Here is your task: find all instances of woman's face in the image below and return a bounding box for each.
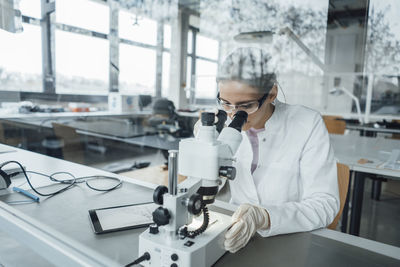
[218,80,277,131]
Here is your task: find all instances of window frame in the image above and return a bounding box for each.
[187,26,219,105]
[0,0,167,102]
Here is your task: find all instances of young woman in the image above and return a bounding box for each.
[215,48,339,253]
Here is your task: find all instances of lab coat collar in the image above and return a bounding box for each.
[261,99,283,133]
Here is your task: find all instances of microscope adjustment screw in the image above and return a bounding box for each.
[149,223,159,234]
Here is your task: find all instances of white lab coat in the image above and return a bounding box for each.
[229,100,340,237]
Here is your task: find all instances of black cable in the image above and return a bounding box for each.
[1,161,76,197]
[186,206,210,238]
[1,161,123,196]
[125,252,150,267]
[76,175,122,192]
[28,170,78,184]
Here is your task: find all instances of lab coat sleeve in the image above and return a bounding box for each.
[258,114,340,237]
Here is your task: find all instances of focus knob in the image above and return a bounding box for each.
[187,193,202,215]
[153,185,168,205]
[153,207,170,226]
[219,166,236,180]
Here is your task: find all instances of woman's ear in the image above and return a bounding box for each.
[268,84,278,102]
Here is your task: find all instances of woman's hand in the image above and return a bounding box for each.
[224,204,270,253]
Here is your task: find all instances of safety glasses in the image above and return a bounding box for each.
[216,93,268,114]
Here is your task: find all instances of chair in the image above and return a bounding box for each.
[0,120,22,147]
[51,123,85,164]
[323,116,346,135]
[323,115,342,121]
[328,163,350,230]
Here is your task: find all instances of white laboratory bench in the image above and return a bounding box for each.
[0,110,152,119]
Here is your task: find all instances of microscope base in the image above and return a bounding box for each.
[138,211,231,267]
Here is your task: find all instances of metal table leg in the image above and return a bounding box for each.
[371,179,382,201]
[349,171,366,236]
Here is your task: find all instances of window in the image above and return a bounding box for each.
[56,0,109,34]
[164,24,171,49]
[185,28,219,103]
[366,0,400,115]
[119,10,157,46]
[187,30,193,54]
[0,23,42,92]
[55,30,109,95]
[196,34,219,60]
[119,43,156,95]
[162,52,170,97]
[186,56,192,91]
[195,59,218,99]
[19,0,41,19]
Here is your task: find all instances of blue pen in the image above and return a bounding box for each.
[13,187,40,202]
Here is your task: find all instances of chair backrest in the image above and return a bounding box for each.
[328,163,350,230]
[0,120,21,146]
[0,122,5,143]
[52,123,85,164]
[323,115,342,121]
[323,116,346,135]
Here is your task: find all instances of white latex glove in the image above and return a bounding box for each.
[224,203,270,253]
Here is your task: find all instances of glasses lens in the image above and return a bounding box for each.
[217,100,233,113]
[237,102,259,114]
[217,98,261,114]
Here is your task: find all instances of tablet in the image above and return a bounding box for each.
[88,202,158,234]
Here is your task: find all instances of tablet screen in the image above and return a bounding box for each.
[89,202,158,234]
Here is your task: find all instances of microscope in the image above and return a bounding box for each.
[138,110,248,267]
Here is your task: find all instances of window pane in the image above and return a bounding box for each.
[200,0,329,111]
[19,0,41,19]
[186,56,192,89]
[55,30,109,94]
[195,59,218,99]
[56,0,109,34]
[196,35,218,60]
[162,52,170,97]
[370,75,400,115]
[119,11,157,45]
[119,43,156,95]
[164,24,171,49]
[366,0,400,115]
[0,23,42,92]
[187,30,192,54]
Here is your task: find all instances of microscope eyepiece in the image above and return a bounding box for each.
[215,110,227,133]
[201,112,215,126]
[228,111,248,132]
